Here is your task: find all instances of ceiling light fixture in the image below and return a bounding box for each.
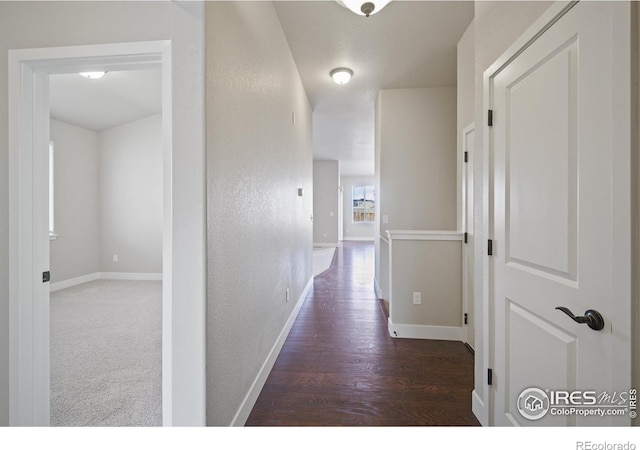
[330,68,353,85]
[79,71,106,79]
[337,0,392,17]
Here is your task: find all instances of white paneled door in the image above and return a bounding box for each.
[490,1,632,426]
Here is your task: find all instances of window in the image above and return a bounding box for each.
[352,185,375,223]
[49,141,55,237]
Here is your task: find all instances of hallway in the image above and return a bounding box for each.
[246,242,479,426]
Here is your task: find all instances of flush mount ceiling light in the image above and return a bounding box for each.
[337,0,392,17]
[79,71,106,79]
[330,68,353,85]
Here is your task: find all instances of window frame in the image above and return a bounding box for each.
[49,140,57,240]
[351,184,375,224]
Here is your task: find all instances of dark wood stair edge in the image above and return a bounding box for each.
[464,342,475,355]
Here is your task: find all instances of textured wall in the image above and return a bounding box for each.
[49,119,100,283]
[206,1,313,426]
[313,160,340,244]
[99,114,163,274]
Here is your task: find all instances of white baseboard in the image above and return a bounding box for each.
[99,272,162,281]
[374,277,382,299]
[50,271,162,291]
[387,319,463,341]
[472,389,488,426]
[230,276,314,426]
[50,272,100,292]
[313,242,339,248]
[342,237,374,242]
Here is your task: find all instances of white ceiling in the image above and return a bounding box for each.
[274,0,474,176]
[49,68,162,132]
[48,1,474,175]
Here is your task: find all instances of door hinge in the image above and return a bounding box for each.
[488,239,493,256]
[43,271,50,283]
[464,313,468,325]
[464,232,468,244]
[488,109,493,127]
[488,368,493,386]
[464,151,468,163]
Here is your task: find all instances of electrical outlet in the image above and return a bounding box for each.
[286,288,290,303]
[413,292,421,305]
[113,254,118,263]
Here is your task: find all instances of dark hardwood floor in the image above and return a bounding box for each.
[246,241,479,426]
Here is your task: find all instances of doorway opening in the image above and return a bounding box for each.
[8,41,177,426]
[48,68,163,426]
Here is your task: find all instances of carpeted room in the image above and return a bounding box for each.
[50,279,162,426]
[48,69,163,426]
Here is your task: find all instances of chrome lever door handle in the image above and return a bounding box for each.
[555,307,605,331]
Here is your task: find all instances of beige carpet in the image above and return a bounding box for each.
[50,279,162,426]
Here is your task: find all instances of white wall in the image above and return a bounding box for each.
[99,114,163,274]
[206,1,313,426]
[457,20,475,231]
[377,87,458,233]
[0,1,205,425]
[375,87,457,296]
[391,240,462,327]
[49,119,100,283]
[458,20,475,156]
[375,87,460,337]
[50,115,163,283]
[341,176,376,240]
[313,160,340,245]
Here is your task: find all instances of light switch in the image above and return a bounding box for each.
[383,215,389,224]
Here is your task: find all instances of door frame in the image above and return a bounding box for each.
[8,40,205,426]
[461,122,475,348]
[338,184,344,242]
[474,0,635,426]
